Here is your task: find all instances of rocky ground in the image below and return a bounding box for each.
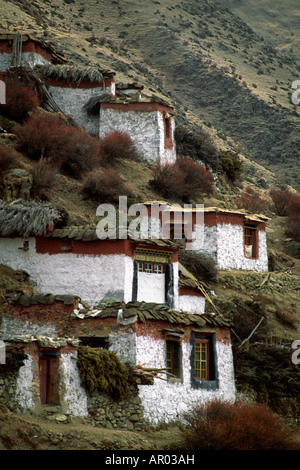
[0,405,184,451]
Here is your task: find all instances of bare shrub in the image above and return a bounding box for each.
[149,158,214,202]
[2,76,40,122]
[100,130,140,166]
[181,399,297,450]
[15,110,101,179]
[30,159,58,200]
[80,168,131,203]
[236,186,269,213]
[174,124,218,171]
[270,188,291,216]
[0,145,19,175]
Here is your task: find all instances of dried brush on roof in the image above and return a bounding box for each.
[36,64,114,84]
[0,199,60,237]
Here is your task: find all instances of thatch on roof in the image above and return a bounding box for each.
[35,64,115,85]
[0,199,60,237]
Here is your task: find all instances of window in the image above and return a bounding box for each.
[191,332,218,390]
[79,336,108,349]
[195,339,209,380]
[244,225,258,259]
[166,340,182,381]
[164,115,171,138]
[138,261,165,273]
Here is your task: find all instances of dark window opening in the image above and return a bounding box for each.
[244,225,258,259]
[166,340,182,381]
[79,336,108,349]
[165,116,171,138]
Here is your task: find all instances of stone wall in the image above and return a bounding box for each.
[134,325,235,425]
[192,223,268,272]
[178,294,205,314]
[87,386,147,431]
[99,108,176,165]
[48,85,114,135]
[0,52,49,72]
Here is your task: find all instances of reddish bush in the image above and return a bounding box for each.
[149,158,214,202]
[286,192,300,216]
[100,130,140,166]
[236,186,269,213]
[2,76,40,122]
[80,168,131,203]
[0,145,19,175]
[30,159,58,200]
[176,158,215,195]
[15,110,101,178]
[181,399,297,450]
[285,213,300,242]
[270,188,293,216]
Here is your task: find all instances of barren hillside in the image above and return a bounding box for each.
[2,0,300,187]
[0,0,299,450]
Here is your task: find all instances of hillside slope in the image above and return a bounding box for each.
[0,0,299,441]
[2,0,300,188]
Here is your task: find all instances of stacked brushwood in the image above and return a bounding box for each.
[129,364,176,385]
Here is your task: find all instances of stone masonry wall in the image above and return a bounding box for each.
[0,52,49,72]
[99,108,176,164]
[134,323,235,425]
[48,85,114,136]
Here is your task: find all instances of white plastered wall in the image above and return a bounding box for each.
[135,334,235,424]
[48,85,114,135]
[191,223,268,272]
[178,295,205,314]
[0,237,133,306]
[99,108,176,164]
[0,52,49,72]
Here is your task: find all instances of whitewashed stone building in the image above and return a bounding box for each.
[142,203,269,272]
[0,32,66,72]
[0,32,177,165]
[0,201,235,424]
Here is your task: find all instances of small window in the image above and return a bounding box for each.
[166,340,182,380]
[153,263,164,274]
[138,262,165,273]
[191,333,218,390]
[164,116,171,138]
[244,225,258,259]
[195,339,209,380]
[144,262,152,273]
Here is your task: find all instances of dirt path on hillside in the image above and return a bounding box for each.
[0,407,184,451]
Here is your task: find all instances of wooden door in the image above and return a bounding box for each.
[39,355,60,405]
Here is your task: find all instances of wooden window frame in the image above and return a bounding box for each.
[243,225,259,259]
[166,339,182,381]
[191,332,218,389]
[138,261,165,273]
[194,339,209,381]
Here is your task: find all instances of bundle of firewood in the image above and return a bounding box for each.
[129,364,176,385]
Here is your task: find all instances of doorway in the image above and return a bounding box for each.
[39,353,60,405]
